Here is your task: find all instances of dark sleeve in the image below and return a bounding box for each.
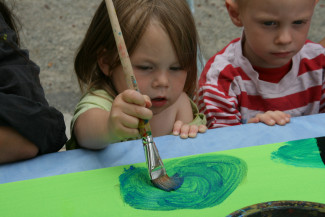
[0,14,67,154]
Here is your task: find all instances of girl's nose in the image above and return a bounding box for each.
[152,70,169,88]
[275,28,293,45]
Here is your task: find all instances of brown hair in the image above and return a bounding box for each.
[74,0,200,98]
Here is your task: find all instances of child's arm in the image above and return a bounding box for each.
[173,93,207,138]
[247,110,291,126]
[74,89,152,149]
[0,126,38,164]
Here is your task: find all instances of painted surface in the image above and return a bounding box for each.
[0,137,324,217]
[119,155,247,210]
[271,138,324,168]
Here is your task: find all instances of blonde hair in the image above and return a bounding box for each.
[74,0,200,98]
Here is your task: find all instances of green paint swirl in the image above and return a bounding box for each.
[271,138,324,168]
[119,154,247,210]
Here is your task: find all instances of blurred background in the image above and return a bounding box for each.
[9,0,325,137]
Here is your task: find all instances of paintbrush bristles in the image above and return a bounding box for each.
[151,174,184,192]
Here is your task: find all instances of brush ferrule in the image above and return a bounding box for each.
[143,135,166,180]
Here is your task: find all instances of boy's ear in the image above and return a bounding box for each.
[97,49,110,77]
[225,0,243,27]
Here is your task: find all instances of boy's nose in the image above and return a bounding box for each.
[275,28,293,45]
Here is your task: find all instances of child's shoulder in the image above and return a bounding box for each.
[199,37,247,83]
[208,37,242,66]
[77,89,114,110]
[298,40,325,61]
[81,89,113,100]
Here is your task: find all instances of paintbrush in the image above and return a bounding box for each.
[105,0,183,191]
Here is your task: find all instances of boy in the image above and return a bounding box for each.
[198,0,325,128]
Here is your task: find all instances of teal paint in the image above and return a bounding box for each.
[119,154,247,210]
[271,138,325,168]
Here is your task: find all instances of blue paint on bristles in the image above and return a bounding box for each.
[152,173,184,192]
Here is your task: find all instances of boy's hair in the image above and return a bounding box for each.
[0,0,20,45]
[75,0,200,98]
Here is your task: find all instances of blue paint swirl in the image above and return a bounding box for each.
[271,138,325,168]
[119,154,247,210]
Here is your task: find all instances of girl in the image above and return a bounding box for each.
[67,0,207,150]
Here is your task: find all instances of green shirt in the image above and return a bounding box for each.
[66,90,206,150]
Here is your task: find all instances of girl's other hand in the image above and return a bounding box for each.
[173,120,207,139]
[247,110,291,126]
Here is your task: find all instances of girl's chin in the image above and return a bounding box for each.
[151,105,168,116]
[151,108,164,116]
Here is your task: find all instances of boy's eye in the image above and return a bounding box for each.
[293,20,306,25]
[263,21,277,26]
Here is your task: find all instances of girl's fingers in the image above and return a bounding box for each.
[174,123,206,138]
[188,125,199,138]
[143,95,152,108]
[108,115,139,140]
[180,124,190,139]
[116,91,152,120]
[198,125,207,133]
[122,89,147,106]
[173,120,183,136]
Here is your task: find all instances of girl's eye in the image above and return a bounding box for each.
[263,21,277,26]
[170,66,183,71]
[136,65,152,71]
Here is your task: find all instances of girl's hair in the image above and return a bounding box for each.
[0,0,20,45]
[75,0,200,98]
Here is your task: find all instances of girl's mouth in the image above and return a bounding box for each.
[151,97,167,107]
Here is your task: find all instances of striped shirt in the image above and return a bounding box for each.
[198,37,325,129]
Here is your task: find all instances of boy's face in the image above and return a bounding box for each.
[111,21,187,115]
[235,0,317,68]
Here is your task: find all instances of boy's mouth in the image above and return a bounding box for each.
[271,51,292,58]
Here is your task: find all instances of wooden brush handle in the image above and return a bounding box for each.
[105,0,152,139]
[105,0,138,90]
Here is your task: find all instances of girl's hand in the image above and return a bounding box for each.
[172,120,207,139]
[74,90,152,149]
[107,89,152,142]
[247,110,291,126]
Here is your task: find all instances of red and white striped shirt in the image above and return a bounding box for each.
[198,38,325,129]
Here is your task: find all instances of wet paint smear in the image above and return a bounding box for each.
[316,137,325,165]
[119,154,247,211]
[271,138,325,168]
